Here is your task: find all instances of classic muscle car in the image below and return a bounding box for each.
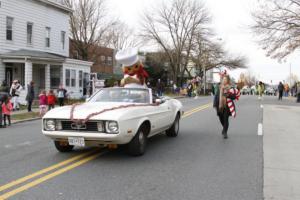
[42,87,183,156]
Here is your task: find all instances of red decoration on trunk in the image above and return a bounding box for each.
[69,103,159,124]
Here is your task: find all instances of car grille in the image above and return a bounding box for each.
[61,121,98,132]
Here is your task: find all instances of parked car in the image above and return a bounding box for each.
[265,87,276,96]
[42,87,183,156]
[241,86,251,95]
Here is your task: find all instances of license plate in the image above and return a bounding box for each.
[68,137,85,147]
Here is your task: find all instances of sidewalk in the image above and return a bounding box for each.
[263,105,300,200]
[10,108,40,124]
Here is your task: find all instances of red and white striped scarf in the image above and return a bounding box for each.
[226,88,241,118]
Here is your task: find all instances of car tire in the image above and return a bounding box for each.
[127,126,148,156]
[54,141,74,152]
[166,114,180,137]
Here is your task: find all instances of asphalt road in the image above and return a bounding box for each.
[0,95,280,200]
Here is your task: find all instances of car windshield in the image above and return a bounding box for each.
[89,88,150,103]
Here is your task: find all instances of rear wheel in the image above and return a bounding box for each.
[54,141,74,152]
[166,114,180,137]
[127,126,148,156]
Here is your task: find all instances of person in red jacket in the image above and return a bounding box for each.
[2,96,13,127]
[47,90,56,111]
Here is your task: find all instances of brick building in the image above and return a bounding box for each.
[69,40,115,76]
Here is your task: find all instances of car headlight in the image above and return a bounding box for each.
[44,119,56,131]
[106,121,119,134]
[97,121,104,132]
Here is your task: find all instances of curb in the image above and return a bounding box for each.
[173,96,186,99]
[11,117,41,125]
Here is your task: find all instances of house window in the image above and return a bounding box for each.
[79,71,83,87]
[27,22,33,45]
[61,31,66,49]
[50,66,61,88]
[6,17,13,41]
[107,56,113,66]
[71,70,76,87]
[100,56,106,64]
[65,69,70,87]
[45,27,51,47]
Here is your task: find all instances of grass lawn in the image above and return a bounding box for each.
[11,112,40,121]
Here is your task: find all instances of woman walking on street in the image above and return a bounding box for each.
[213,73,240,139]
[296,82,300,103]
[278,82,284,100]
[257,81,264,100]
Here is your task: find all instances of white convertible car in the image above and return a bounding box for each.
[42,87,183,156]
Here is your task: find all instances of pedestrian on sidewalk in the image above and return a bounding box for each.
[0,92,8,128]
[156,79,164,97]
[278,82,284,100]
[39,90,48,117]
[2,96,13,127]
[10,80,22,111]
[57,84,67,107]
[213,72,240,139]
[26,81,35,112]
[187,81,193,98]
[47,90,56,111]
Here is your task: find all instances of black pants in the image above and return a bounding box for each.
[27,100,33,112]
[279,91,283,100]
[297,94,300,103]
[3,114,11,126]
[48,104,55,110]
[217,107,231,134]
[58,98,64,106]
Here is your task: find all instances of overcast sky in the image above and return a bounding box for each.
[108,0,300,84]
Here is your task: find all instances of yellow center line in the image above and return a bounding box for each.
[0,103,212,200]
[0,152,103,200]
[183,103,212,118]
[183,103,211,116]
[0,149,99,193]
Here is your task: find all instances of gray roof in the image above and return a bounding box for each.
[35,0,72,13]
[0,49,66,61]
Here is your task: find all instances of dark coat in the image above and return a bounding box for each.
[26,84,35,102]
[278,83,284,92]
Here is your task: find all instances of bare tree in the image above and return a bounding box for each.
[252,0,300,60]
[193,33,247,76]
[106,21,141,50]
[141,0,211,84]
[64,0,117,61]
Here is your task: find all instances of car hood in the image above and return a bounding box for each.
[43,102,150,121]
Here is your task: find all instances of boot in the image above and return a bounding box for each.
[223,131,228,139]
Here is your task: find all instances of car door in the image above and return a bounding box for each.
[147,97,172,136]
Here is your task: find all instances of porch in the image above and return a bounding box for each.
[0,49,92,104]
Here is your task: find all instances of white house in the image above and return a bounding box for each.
[0,0,93,102]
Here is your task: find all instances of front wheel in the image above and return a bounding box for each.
[127,126,148,156]
[166,114,180,137]
[54,141,74,152]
